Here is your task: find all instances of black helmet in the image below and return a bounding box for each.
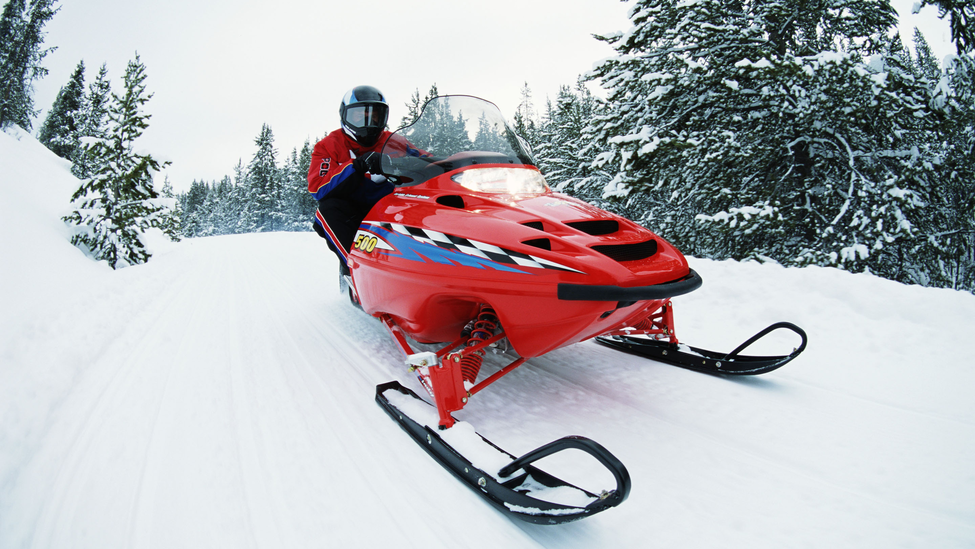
[339,85,389,147]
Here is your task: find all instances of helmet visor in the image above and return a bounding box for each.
[345,104,388,129]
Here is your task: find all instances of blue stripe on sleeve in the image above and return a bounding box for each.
[312,163,357,201]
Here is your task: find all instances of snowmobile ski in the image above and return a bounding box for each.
[376,381,631,524]
[595,322,807,376]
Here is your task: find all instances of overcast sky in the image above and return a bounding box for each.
[32,0,955,192]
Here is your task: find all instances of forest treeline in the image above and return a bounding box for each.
[8,0,975,290]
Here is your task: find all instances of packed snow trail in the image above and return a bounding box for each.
[2,128,975,548]
[2,233,542,548]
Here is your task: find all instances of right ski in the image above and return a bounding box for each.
[596,322,807,376]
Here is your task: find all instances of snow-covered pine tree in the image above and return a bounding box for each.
[512,81,540,152]
[243,123,283,232]
[403,95,472,155]
[71,63,111,179]
[63,54,173,269]
[537,91,572,183]
[225,159,249,234]
[471,110,509,152]
[915,0,975,53]
[280,140,317,231]
[534,80,611,205]
[196,181,222,237]
[0,0,29,128]
[0,0,58,130]
[401,84,439,128]
[279,147,302,231]
[179,179,209,236]
[798,34,943,283]
[588,0,945,283]
[0,0,24,56]
[157,175,182,241]
[37,59,84,159]
[931,52,975,291]
[212,176,238,235]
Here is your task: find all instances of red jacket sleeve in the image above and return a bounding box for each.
[308,132,357,200]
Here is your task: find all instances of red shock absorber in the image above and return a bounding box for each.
[460,305,499,384]
[629,300,678,343]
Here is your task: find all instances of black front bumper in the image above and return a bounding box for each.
[557,268,703,301]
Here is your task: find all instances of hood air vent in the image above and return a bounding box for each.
[591,240,658,262]
[436,195,465,209]
[567,219,619,235]
[521,238,551,251]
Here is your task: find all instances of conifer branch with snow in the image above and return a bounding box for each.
[62,53,178,269]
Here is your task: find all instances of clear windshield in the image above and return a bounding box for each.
[380,95,536,186]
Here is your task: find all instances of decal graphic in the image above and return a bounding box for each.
[357,222,585,274]
[319,158,331,177]
[352,229,393,254]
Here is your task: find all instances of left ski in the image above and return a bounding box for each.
[596,322,807,376]
[376,381,631,524]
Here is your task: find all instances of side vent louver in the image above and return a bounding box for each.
[591,240,658,262]
[521,221,544,231]
[566,220,619,235]
[522,238,552,251]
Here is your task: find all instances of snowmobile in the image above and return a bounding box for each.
[338,96,807,524]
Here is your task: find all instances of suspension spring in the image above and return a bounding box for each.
[460,305,499,384]
[627,301,676,342]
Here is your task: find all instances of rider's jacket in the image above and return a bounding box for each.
[307,128,395,206]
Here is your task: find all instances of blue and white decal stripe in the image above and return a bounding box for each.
[366,222,584,274]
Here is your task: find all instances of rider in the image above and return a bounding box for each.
[308,85,394,269]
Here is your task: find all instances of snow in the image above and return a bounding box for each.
[3,127,975,547]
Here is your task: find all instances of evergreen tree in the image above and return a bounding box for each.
[37,59,84,159]
[472,111,510,152]
[233,158,246,186]
[281,140,317,231]
[913,28,942,80]
[0,0,24,54]
[401,83,439,128]
[588,0,945,283]
[0,0,30,127]
[71,63,111,179]
[915,0,975,53]
[401,88,423,128]
[0,0,58,129]
[183,179,209,215]
[512,81,540,151]
[179,179,210,237]
[535,80,610,204]
[212,176,237,235]
[402,94,472,155]
[63,54,173,269]
[156,175,182,241]
[931,53,975,290]
[243,123,282,232]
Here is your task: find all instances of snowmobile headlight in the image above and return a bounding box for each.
[452,168,549,194]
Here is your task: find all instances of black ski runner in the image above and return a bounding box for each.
[596,322,807,376]
[376,381,631,524]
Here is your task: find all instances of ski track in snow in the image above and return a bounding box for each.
[2,129,975,548]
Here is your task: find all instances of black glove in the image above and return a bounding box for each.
[353,151,385,175]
